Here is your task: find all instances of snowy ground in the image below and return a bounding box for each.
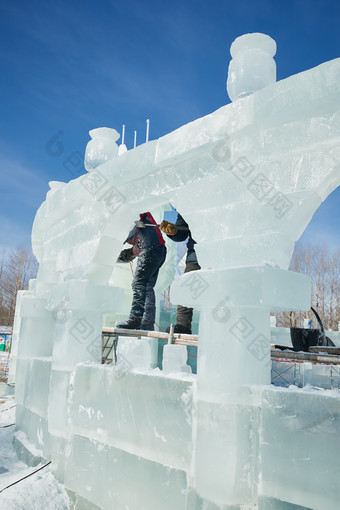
[0,393,70,510]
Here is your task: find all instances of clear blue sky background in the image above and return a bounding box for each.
[0,0,339,254]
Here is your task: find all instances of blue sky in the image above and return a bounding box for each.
[0,0,339,254]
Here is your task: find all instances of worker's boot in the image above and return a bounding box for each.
[115,317,142,330]
[166,324,192,334]
[141,321,154,331]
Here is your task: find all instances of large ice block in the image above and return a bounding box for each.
[196,307,271,398]
[64,434,187,510]
[195,393,261,505]
[270,326,292,347]
[56,236,122,272]
[154,97,255,168]
[47,280,123,312]
[14,404,51,464]
[94,138,158,187]
[46,280,124,370]
[253,58,340,128]
[183,190,322,244]
[50,311,103,370]
[35,259,59,284]
[48,369,72,437]
[25,358,51,419]
[261,387,340,510]
[69,364,194,471]
[168,172,246,216]
[14,357,31,407]
[116,336,158,369]
[162,344,192,374]
[16,296,54,358]
[194,234,295,270]
[8,289,30,383]
[171,265,311,311]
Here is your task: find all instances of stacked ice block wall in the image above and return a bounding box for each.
[13,33,340,509]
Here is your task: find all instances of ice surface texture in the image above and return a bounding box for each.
[261,388,340,510]
[70,365,194,471]
[12,46,340,509]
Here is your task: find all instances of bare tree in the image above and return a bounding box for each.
[276,243,340,331]
[329,249,340,329]
[0,247,38,326]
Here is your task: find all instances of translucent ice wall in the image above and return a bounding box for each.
[12,33,340,509]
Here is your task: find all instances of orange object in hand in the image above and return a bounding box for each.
[160,221,177,236]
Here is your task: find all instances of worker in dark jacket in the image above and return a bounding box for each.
[116,212,166,331]
[160,212,200,334]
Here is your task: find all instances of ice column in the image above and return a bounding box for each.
[227,32,277,102]
[172,265,311,505]
[14,285,54,464]
[46,280,124,480]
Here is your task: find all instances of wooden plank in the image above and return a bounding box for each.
[309,346,340,355]
[102,327,199,344]
[102,330,339,360]
[103,327,168,340]
[271,349,340,365]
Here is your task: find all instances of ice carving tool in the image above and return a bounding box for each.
[134,220,189,231]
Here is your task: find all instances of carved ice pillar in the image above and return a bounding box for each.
[14,284,55,463]
[171,266,311,505]
[46,280,124,480]
[8,289,32,385]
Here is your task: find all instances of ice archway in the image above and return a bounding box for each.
[11,51,340,509]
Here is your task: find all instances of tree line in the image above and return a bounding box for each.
[0,247,38,327]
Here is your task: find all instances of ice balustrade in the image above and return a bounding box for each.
[11,33,340,509]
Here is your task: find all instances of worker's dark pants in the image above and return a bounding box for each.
[130,244,166,324]
[176,262,201,329]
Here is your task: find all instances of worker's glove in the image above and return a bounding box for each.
[116,248,135,263]
[160,220,177,236]
[132,244,143,257]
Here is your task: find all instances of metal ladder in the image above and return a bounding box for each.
[101,333,118,364]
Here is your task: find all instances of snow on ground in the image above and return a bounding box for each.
[0,393,70,510]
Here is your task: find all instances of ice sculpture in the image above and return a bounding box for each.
[11,32,340,509]
[227,32,277,101]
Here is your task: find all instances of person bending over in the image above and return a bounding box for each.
[116,212,166,331]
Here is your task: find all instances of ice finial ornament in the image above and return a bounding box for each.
[84,127,120,172]
[227,32,277,102]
